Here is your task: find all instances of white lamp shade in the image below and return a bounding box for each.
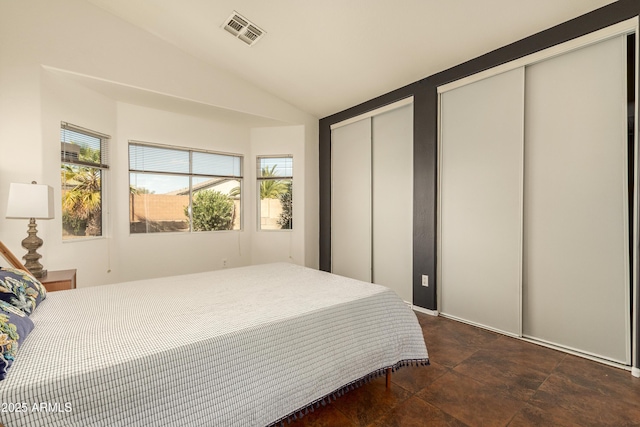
[6,183,55,219]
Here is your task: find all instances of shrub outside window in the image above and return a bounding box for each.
[60,122,109,240]
[129,142,242,233]
[257,156,292,230]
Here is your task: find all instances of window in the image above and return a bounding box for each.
[129,142,242,233]
[60,122,109,240]
[257,156,292,230]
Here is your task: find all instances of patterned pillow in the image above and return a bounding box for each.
[0,267,47,315]
[0,300,34,380]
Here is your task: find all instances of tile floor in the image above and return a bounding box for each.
[290,312,640,427]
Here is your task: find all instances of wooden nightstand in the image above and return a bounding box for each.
[40,269,77,292]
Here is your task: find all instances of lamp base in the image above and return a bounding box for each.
[22,218,46,279]
[31,269,47,279]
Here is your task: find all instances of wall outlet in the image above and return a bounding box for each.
[222,258,228,268]
[421,275,429,287]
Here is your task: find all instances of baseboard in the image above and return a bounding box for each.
[411,305,438,316]
[632,367,640,378]
[440,312,520,338]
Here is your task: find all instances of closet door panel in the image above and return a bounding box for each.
[439,67,524,335]
[523,36,629,363]
[331,118,372,282]
[372,104,413,303]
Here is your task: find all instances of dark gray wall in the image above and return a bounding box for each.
[319,0,640,368]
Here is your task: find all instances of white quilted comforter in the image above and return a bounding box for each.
[0,263,428,427]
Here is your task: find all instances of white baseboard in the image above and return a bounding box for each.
[632,367,640,378]
[411,305,438,316]
[440,312,520,338]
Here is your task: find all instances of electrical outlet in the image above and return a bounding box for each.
[421,275,429,287]
[222,258,228,268]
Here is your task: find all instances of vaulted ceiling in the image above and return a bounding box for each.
[85,0,616,118]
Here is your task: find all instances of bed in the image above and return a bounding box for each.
[0,257,428,426]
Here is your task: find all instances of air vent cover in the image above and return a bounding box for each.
[223,11,265,46]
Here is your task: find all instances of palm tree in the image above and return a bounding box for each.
[229,185,241,198]
[61,165,102,236]
[260,165,288,199]
[277,182,292,229]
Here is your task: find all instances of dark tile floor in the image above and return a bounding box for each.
[290,312,640,427]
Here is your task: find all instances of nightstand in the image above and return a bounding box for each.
[40,269,77,292]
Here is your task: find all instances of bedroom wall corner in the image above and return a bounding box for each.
[0,0,319,286]
[114,103,254,282]
[40,68,118,287]
[250,125,308,266]
[0,63,46,264]
[304,120,320,270]
[0,3,45,263]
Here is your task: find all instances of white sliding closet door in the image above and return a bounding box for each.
[523,36,630,363]
[331,101,414,302]
[440,67,524,335]
[331,118,372,282]
[372,104,413,303]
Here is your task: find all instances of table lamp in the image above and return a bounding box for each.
[6,181,54,278]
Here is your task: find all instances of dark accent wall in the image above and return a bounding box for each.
[319,0,640,368]
[628,35,636,355]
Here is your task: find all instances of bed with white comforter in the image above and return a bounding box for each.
[0,263,428,427]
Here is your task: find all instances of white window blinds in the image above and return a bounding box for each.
[60,122,110,169]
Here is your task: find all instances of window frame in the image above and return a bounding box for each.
[128,140,244,234]
[60,122,110,241]
[256,155,293,231]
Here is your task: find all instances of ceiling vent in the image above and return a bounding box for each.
[223,11,265,46]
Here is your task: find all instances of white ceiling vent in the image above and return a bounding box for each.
[223,11,265,46]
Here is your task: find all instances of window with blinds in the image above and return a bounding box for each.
[129,142,243,233]
[257,156,292,230]
[60,122,110,240]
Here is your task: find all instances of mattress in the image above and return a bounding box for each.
[0,263,428,426]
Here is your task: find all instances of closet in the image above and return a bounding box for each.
[439,67,524,336]
[331,101,413,303]
[438,23,636,365]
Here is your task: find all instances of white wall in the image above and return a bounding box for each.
[115,104,255,282]
[0,0,319,286]
[303,123,319,269]
[39,69,118,285]
[250,126,306,265]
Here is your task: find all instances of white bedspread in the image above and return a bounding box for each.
[0,263,428,427]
